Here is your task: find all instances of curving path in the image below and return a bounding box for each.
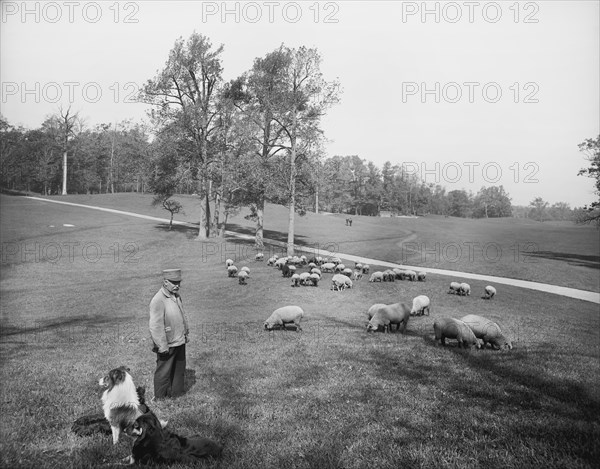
[25,196,600,305]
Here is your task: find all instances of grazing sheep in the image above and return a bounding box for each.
[362,264,370,275]
[315,256,324,265]
[334,264,346,273]
[308,262,317,270]
[290,273,301,287]
[461,315,512,350]
[321,262,336,273]
[330,257,341,265]
[381,270,393,282]
[352,270,363,281]
[366,303,411,333]
[369,271,384,282]
[410,295,431,316]
[275,258,287,270]
[342,268,354,278]
[448,282,462,294]
[225,259,234,268]
[417,271,426,282]
[227,265,238,277]
[255,253,264,261]
[331,273,352,291]
[282,264,296,278]
[300,255,307,265]
[264,306,304,331]
[267,256,277,266]
[309,273,320,286]
[299,272,311,285]
[240,266,250,274]
[355,263,363,271]
[433,318,480,349]
[392,268,404,280]
[238,270,249,285]
[404,270,417,281]
[310,268,322,276]
[459,283,471,296]
[483,285,496,299]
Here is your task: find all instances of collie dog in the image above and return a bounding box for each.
[99,366,144,445]
[122,412,223,465]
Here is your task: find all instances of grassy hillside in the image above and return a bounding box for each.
[34,193,600,292]
[0,194,598,468]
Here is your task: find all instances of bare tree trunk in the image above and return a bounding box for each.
[315,184,319,214]
[286,112,297,257]
[256,197,265,249]
[213,187,221,237]
[62,150,68,195]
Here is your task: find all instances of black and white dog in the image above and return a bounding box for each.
[98,366,145,445]
[122,412,223,465]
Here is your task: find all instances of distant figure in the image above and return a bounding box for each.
[348,218,353,227]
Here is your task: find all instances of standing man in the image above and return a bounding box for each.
[149,269,189,399]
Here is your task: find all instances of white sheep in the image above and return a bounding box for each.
[264,306,304,331]
[227,265,238,277]
[459,283,471,296]
[362,264,370,275]
[355,263,363,271]
[434,317,480,348]
[237,270,249,285]
[321,262,336,273]
[310,268,322,276]
[267,256,277,266]
[417,271,426,282]
[382,270,396,282]
[369,271,384,282]
[330,257,341,265]
[240,266,250,274]
[308,262,317,270]
[225,259,234,268]
[331,273,352,291]
[275,258,287,269]
[299,272,311,285]
[483,285,496,299]
[392,268,404,280]
[309,273,321,286]
[255,253,264,261]
[334,263,346,273]
[410,295,430,316]
[404,270,417,281]
[290,273,301,287]
[448,282,462,294]
[352,270,363,281]
[342,268,354,277]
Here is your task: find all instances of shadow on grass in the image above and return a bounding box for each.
[527,250,600,269]
[152,223,200,239]
[0,314,114,337]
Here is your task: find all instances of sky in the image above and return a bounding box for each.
[1,1,599,207]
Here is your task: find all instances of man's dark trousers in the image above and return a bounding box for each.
[154,344,186,398]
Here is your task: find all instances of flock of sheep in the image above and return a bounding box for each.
[225,252,512,351]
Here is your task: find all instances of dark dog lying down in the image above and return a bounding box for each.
[123,412,223,465]
[71,386,150,437]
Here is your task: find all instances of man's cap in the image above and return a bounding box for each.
[163,269,182,282]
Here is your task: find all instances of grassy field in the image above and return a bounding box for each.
[1,194,599,468]
[37,193,600,293]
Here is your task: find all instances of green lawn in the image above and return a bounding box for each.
[1,194,599,468]
[38,193,600,292]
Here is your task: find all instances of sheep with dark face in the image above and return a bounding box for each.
[238,270,249,285]
[290,273,300,287]
[433,318,480,349]
[483,285,496,299]
[299,272,311,285]
[404,270,417,281]
[362,264,370,275]
[461,315,512,350]
[366,303,411,333]
[275,258,287,270]
[310,268,322,277]
[334,263,346,273]
[309,273,320,286]
[392,268,404,280]
[282,264,296,278]
[227,265,238,277]
[382,270,395,282]
[410,295,430,316]
[240,266,250,275]
[264,306,304,331]
[355,263,363,271]
[226,259,234,268]
[459,283,471,296]
[267,256,277,266]
[417,271,426,282]
[255,253,264,261]
[448,282,462,294]
[342,268,354,278]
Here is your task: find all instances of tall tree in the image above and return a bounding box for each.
[576,135,600,225]
[140,32,224,239]
[529,197,548,222]
[274,46,340,256]
[472,186,512,218]
[447,190,472,217]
